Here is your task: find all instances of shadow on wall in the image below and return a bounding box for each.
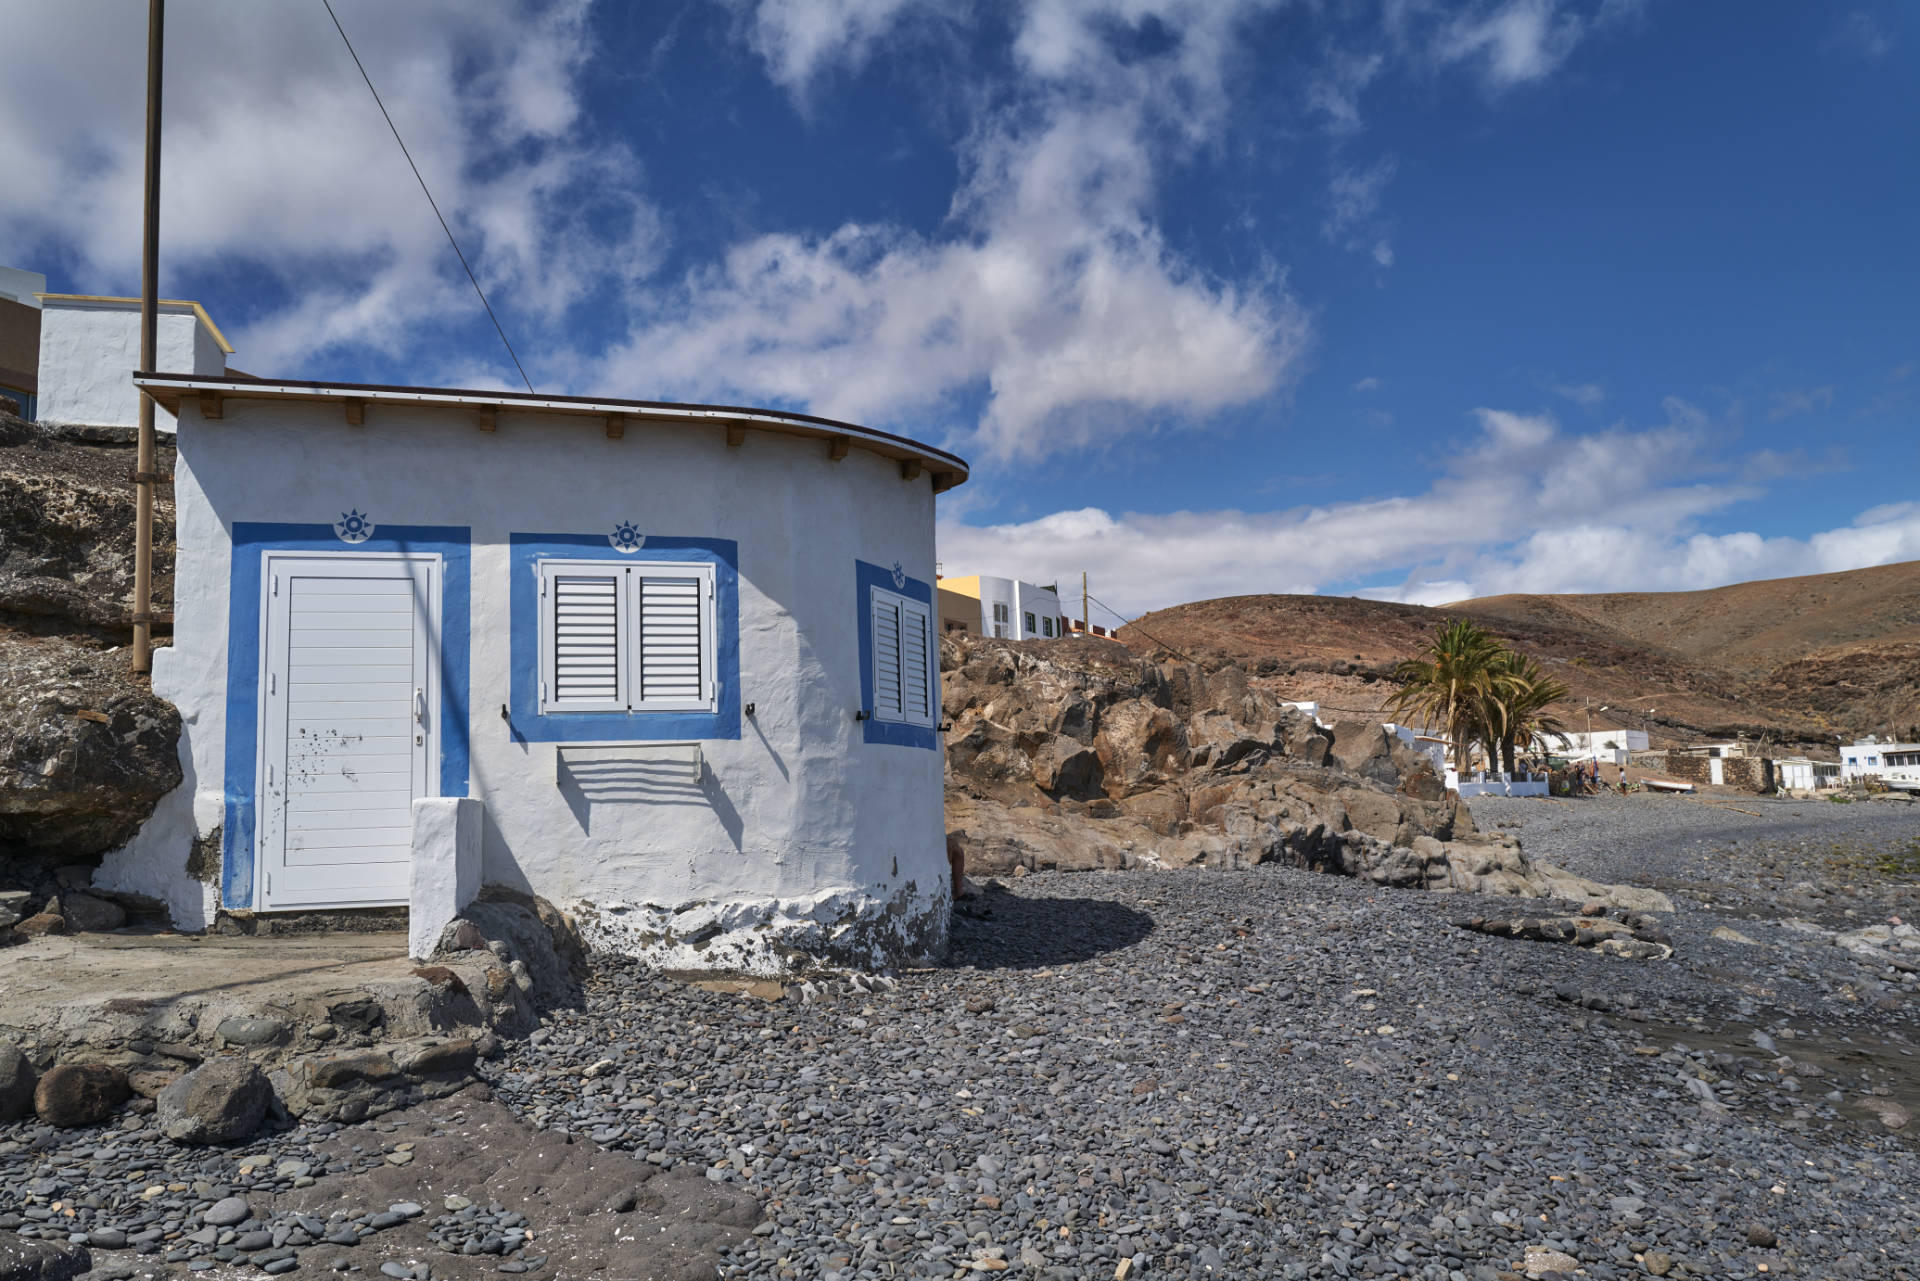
[949,890,1154,971]
[556,756,744,849]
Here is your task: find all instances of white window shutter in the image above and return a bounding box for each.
[637,575,703,704]
[547,570,626,711]
[901,598,932,724]
[873,593,903,720]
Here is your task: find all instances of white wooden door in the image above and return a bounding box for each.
[257,553,439,910]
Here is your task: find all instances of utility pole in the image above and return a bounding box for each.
[131,0,164,674]
[1082,571,1089,634]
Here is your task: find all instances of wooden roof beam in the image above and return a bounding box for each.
[726,422,747,448]
[197,390,223,420]
[900,459,923,481]
[605,414,625,439]
[477,406,496,432]
[344,399,365,427]
[828,435,850,461]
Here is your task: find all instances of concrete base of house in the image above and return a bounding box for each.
[571,880,950,977]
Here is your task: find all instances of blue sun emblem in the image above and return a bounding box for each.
[891,561,907,590]
[334,508,375,544]
[609,521,645,553]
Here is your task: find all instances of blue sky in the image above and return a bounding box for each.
[2,0,1914,618]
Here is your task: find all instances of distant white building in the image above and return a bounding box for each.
[1840,738,1920,788]
[1775,758,1840,791]
[1534,728,1650,763]
[35,294,231,431]
[936,574,1064,640]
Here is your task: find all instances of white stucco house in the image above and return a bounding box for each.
[937,574,1064,639]
[1840,738,1920,789]
[35,294,230,430]
[100,371,968,974]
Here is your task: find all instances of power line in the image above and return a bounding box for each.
[320,0,534,393]
[1085,592,1200,664]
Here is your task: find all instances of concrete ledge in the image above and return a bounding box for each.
[408,797,482,961]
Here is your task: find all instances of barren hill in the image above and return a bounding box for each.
[1453,560,1920,671]
[1116,561,1920,748]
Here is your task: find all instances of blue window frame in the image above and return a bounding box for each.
[508,533,739,743]
[855,559,939,750]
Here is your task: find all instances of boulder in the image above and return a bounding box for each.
[155,1058,272,1145]
[0,629,183,859]
[0,1235,91,1281]
[14,912,64,937]
[45,891,124,933]
[34,1062,131,1127]
[0,1039,36,1121]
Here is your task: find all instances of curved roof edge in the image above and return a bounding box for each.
[132,371,969,492]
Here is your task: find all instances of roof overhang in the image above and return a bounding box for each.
[133,372,968,492]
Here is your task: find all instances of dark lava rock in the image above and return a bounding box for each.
[0,630,182,859]
[0,1040,36,1121]
[46,890,124,932]
[33,1062,131,1127]
[156,1057,272,1144]
[0,1234,91,1281]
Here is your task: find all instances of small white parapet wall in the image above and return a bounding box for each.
[409,797,483,961]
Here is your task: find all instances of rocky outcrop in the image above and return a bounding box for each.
[0,410,184,877]
[943,636,1669,909]
[0,409,173,637]
[0,627,182,861]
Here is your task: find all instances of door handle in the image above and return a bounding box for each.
[414,687,427,725]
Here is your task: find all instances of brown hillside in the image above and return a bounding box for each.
[1451,560,1920,670]
[1116,560,1920,748]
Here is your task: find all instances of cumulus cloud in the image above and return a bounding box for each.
[0,0,661,383]
[597,0,1309,459]
[938,402,1918,617]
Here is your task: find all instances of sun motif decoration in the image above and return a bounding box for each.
[891,561,907,590]
[609,521,645,553]
[334,509,375,544]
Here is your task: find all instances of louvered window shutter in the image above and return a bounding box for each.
[901,598,932,723]
[544,568,627,711]
[872,593,903,721]
[636,573,707,708]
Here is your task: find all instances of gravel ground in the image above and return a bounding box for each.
[1471,793,1920,926]
[7,796,1919,1280]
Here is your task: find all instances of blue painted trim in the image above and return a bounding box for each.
[222,523,471,910]
[855,559,939,750]
[507,533,741,742]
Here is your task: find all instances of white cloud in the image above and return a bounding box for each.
[1436,0,1588,90]
[0,0,661,382]
[734,0,948,94]
[1767,385,1835,421]
[1829,11,1893,60]
[600,0,1310,459]
[1550,381,1605,406]
[936,402,1916,617]
[1324,156,1397,263]
[1353,376,1383,392]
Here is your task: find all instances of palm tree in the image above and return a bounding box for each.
[1482,650,1571,777]
[1384,620,1504,776]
